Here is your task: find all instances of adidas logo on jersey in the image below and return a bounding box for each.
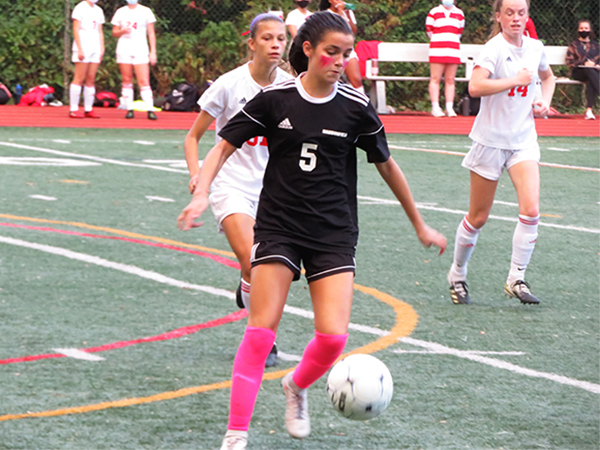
[239,97,247,104]
[278,118,293,129]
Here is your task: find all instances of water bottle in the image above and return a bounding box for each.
[344,2,355,10]
[15,84,22,105]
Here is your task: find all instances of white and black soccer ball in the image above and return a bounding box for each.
[326,353,394,421]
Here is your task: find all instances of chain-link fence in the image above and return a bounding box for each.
[0,0,597,110]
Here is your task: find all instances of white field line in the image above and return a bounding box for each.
[133,141,155,146]
[547,147,570,152]
[29,195,57,201]
[493,200,519,207]
[0,142,187,174]
[389,145,600,172]
[393,349,526,356]
[0,234,597,394]
[358,195,600,234]
[52,348,105,361]
[145,196,175,203]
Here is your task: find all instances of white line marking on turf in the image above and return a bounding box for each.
[143,159,189,169]
[2,235,597,394]
[547,147,570,152]
[145,196,175,203]
[0,157,100,167]
[52,139,71,144]
[358,195,600,234]
[393,349,526,356]
[389,145,600,172]
[134,141,155,146]
[277,351,302,362]
[52,348,105,361]
[493,200,519,207]
[400,337,600,394]
[29,195,57,201]
[0,142,187,174]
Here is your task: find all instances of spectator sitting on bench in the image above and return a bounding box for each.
[566,20,599,120]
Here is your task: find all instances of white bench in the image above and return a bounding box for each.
[365,42,582,114]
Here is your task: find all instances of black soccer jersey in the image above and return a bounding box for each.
[219,77,390,252]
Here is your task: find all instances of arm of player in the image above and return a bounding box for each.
[183,110,215,194]
[147,22,157,66]
[99,24,105,60]
[533,66,555,117]
[468,66,532,98]
[177,139,237,231]
[375,156,447,255]
[73,19,84,61]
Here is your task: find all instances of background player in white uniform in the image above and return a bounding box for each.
[446,0,555,305]
[111,0,157,120]
[285,0,312,39]
[69,0,105,119]
[183,13,291,367]
[178,12,446,450]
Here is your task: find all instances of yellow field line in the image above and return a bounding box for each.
[0,216,418,421]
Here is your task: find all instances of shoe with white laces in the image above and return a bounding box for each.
[219,430,247,450]
[585,109,596,120]
[431,106,445,117]
[505,280,540,305]
[282,372,310,439]
[448,272,471,305]
[446,109,457,117]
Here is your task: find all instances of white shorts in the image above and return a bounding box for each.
[462,141,540,181]
[209,189,259,233]
[116,53,149,65]
[72,50,102,64]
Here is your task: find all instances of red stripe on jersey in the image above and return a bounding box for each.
[450,13,464,20]
[429,12,448,20]
[431,25,463,34]
[426,25,434,31]
[430,41,460,50]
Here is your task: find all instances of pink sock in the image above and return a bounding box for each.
[228,326,276,431]
[293,330,348,389]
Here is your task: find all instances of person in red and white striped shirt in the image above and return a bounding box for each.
[426,0,465,117]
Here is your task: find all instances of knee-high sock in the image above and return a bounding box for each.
[293,331,348,390]
[240,278,250,310]
[83,86,95,112]
[121,84,134,111]
[69,84,82,112]
[449,216,481,282]
[140,85,154,111]
[228,326,276,431]
[507,214,539,285]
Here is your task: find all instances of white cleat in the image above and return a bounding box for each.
[431,106,446,117]
[446,109,457,117]
[282,372,310,439]
[585,109,596,120]
[219,430,248,450]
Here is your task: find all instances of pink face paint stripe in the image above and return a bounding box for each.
[0,223,241,269]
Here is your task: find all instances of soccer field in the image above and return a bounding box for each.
[0,128,598,449]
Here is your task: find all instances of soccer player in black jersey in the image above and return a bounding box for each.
[178,12,447,450]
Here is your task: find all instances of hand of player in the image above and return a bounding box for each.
[78,49,85,61]
[177,194,209,231]
[188,174,199,194]
[515,68,533,86]
[532,100,550,117]
[330,0,346,13]
[416,224,447,255]
[149,51,157,66]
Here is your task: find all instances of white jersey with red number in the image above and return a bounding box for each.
[71,1,105,53]
[469,34,549,149]
[426,5,464,64]
[111,4,156,56]
[198,63,293,200]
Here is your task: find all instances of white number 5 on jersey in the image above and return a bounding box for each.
[299,143,318,172]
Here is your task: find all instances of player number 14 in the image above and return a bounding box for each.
[299,143,317,172]
[508,85,528,97]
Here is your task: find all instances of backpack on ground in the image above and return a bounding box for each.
[163,83,200,112]
[94,91,119,108]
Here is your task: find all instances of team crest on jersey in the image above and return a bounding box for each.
[278,118,293,130]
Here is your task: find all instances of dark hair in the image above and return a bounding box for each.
[318,0,331,10]
[288,11,352,75]
[578,19,596,39]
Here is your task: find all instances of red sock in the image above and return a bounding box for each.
[293,330,348,389]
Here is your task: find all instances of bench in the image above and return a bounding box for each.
[365,42,583,114]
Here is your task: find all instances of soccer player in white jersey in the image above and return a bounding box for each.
[111,0,157,120]
[178,12,446,450]
[69,0,105,119]
[183,13,292,367]
[446,0,556,306]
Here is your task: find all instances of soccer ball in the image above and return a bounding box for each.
[326,354,394,421]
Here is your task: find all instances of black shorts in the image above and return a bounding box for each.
[250,240,356,283]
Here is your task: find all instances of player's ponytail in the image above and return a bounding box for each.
[289,11,352,75]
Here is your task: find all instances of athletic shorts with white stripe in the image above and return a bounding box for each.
[250,240,355,282]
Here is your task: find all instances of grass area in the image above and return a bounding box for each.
[0,128,598,449]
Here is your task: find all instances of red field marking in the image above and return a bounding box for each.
[0,105,597,136]
[0,310,248,365]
